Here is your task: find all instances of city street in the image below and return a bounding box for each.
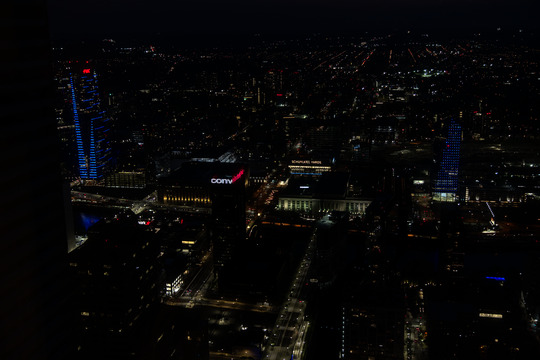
[404,288,428,360]
[263,234,315,360]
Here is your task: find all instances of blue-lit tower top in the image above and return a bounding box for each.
[69,64,112,180]
[432,118,461,202]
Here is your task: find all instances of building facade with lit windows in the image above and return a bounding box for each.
[279,196,371,215]
[432,118,461,202]
[105,171,146,189]
[278,173,372,216]
[68,63,113,180]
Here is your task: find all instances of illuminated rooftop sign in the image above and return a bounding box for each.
[291,160,322,165]
[83,69,91,74]
[288,159,331,176]
[479,313,503,319]
[486,276,505,281]
[211,169,244,185]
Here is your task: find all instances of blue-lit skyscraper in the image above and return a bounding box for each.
[68,64,112,180]
[432,118,461,202]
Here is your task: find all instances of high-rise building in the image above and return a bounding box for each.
[69,212,163,359]
[209,164,247,281]
[432,118,461,202]
[156,161,248,289]
[311,212,348,288]
[1,1,74,358]
[67,63,113,180]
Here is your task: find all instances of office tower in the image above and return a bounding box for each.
[432,118,461,202]
[69,212,163,358]
[307,125,343,161]
[311,212,348,288]
[156,161,248,291]
[208,164,247,286]
[55,105,78,178]
[0,1,74,358]
[68,63,113,180]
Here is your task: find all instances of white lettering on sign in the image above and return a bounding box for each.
[210,169,245,185]
[291,160,322,165]
[211,178,232,184]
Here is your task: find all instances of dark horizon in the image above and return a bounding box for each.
[48,0,537,45]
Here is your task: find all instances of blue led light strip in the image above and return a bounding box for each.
[89,119,97,178]
[70,75,88,179]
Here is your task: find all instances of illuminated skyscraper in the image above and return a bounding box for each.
[432,118,461,202]
[68,64,113,180]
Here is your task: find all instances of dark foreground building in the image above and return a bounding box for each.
[69,212,163,359]
[0,1,74,358]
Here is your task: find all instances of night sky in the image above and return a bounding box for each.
[48,0,535,41]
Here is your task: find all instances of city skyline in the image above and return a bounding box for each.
[3,1,540,359]
[52,33,540,359]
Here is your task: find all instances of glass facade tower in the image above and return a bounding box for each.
[432,118,461,202]
[69,65,112,180]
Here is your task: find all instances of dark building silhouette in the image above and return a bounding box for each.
[69,212,163,359]
[157,161,248,289]
[312,211,348,288]
[342,288,405,360]
[426,276,539,359]
[307,125,343,161]
[209,166,248,280]
[144,306,209,360]
[0,1,74,358]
